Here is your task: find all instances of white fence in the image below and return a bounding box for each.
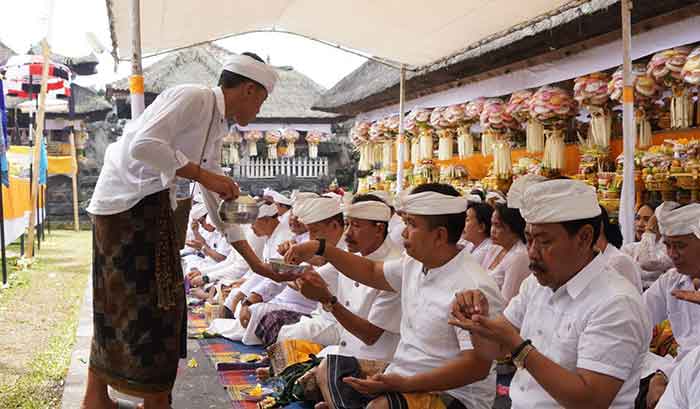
[233,157,329,179]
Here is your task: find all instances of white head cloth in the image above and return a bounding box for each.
[520,179,600,224]
[486,191,507,204]
[368,191,392,206]
[223,54,277,94]
[467,194,482,203]
[397,191,468,215]
[270,191,292,206]
[257,204,278,219]
[656,201,700,238]
[294,197,343,225]
[507,175,548,209]
[292,192,320,216]
[346,201,391,222]
[190,203,208,220]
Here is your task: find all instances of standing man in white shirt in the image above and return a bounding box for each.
[83,53,277,409]
[639,202,700,409]
[285,183,504,409]
[450,179,650,409]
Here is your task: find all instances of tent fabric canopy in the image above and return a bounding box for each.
[107,0,575,68]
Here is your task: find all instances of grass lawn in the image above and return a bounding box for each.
[0,229,92,409]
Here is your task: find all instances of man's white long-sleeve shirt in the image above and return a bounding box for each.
[88,85,228,215]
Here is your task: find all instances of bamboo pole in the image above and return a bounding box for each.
[620,0,636,245]
[69,131,79,231]
[25,40,51,258]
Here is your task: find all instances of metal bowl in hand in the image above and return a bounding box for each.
[268,258,306,276]
[218,197,259,224]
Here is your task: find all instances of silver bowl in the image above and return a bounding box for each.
[268,258,306,275]
[218,199,259,224]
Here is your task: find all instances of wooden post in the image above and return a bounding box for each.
[620,0,636,245]
[69,131,79,231]
[25,41,51,258]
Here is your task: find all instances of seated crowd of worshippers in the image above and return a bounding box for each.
[179,177,700,409]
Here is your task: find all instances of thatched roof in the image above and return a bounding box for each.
[314,0,698,115]
[0,40,15,67]
[109,44,339,121]
[5,84,111,115]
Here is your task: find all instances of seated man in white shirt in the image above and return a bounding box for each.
[451,179,650,409]
[639,202,700,409]
[274,198,347,347]
[622,202,673,289]
[235,197,349,346]
[656,345,700,409]
[183,217,233,274]
[285,183,505,409]
[294,195,403,408]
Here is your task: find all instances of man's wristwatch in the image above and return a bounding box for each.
[202,275,210,284]
[315,239,326,256]
[512,339,535,369]
[241,299,252,307]
[322,296,338,312]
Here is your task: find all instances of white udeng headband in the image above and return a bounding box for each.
[346,201,391,222]
[294,198,342,225]
[656,201,700,238]
[222,54,278,94]
[397,191,468,215]
[519,179,600,223]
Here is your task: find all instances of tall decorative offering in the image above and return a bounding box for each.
[384,115,400,169]
[265,130,281,160]
[608,64,659,148]
[574,72,612,149]
[404,114,420,165]
[244,130,263,157]
[507,90,542,153]
[306,130,324,159]
[464,98,487,154]
[648,47,692,129]
[444,103,473,159]
[480,98,518,178]
[406,108,434,160]
[282,129,299,157]
[430,107,454,160]
[530,86,577,173]
[351,122,371,172]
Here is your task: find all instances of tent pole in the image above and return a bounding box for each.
[129,0,145,118]
[620,0,636,245]
[395,65,406,195]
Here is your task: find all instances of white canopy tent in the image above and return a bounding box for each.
[106,0,576,68]
[105,0,638,242]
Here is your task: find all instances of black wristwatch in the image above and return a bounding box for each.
[241,299,252,307]
[315,239,326,256]
[202,275,210,284]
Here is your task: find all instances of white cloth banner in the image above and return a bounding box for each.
[357,15,700,122]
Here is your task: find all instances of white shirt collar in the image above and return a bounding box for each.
[366,237,395,261]
[558,252,606,300]
[213,87,226,119]
[422,247,468,279]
